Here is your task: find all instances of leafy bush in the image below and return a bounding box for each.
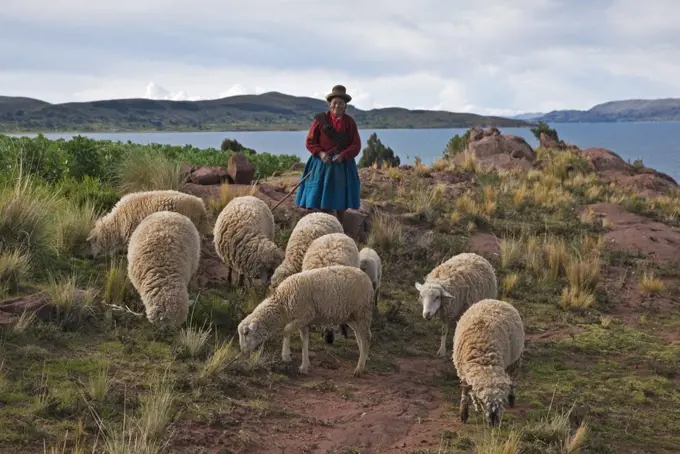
[358,133,400,168]
[443,129,471,158]
[221,138,246,152]
[530,120,559,142]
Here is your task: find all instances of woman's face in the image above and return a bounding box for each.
[329,97,347,116]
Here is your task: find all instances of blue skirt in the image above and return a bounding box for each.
[295,154,361,211]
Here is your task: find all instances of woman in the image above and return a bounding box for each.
[295,85,362,226]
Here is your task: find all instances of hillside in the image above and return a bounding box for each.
[537,98,680,122]
[0,92,531,133]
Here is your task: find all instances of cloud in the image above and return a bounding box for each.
[2,0,680,115]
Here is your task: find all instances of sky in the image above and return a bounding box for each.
[1,0,679,116]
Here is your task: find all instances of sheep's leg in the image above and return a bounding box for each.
[506,356,522,408]
[348,321,371,378]
[298,325,311,374]
[460,380,471,423]
[437,323,449,357]
[281,320,303,363]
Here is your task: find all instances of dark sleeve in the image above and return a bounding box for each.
[305,119,322,155]
[339,117,361,160]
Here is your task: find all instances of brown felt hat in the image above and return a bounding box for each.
[325,85,352,103]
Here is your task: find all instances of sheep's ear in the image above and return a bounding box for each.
[248,320,260,331]
[86,235,93,242]
[415,282,423,292]
[441,289,454,299]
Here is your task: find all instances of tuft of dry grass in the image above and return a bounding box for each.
[45,274,98,322]
[177,323,212,358]
[522,405,590,453]
[88,363,111,402]
[474,428,523,454]
[638,271,665,295]
[0,247,31,294]
[201,338,241,378]
[501,272,520,296]
[368,211,404,251]
[116,150,185,195]
[55,199,99,255]
[104,258,133,306]
[207,182,258,219]
[499,237,523,269]
[542,236,570,281]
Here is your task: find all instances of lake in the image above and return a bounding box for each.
[9,121,680,182]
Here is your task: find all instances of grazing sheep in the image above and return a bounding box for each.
[87,190,210,258]
[453,298,525,426]
[301,232,360,344]
[415,252,497,357]
[213,195,284,287]
[237,265,374,377]
[269,212,343,289]
[127,211,200,328]
[359,247,382,308]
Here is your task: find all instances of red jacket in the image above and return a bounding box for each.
[305,112,362,161]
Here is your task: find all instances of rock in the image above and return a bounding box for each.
[227,152,255,185]
[582,147,677,196]
[459,130,536,172]
[587,203,680,264]
[0,289,92,325]
[290,162,305,171]
[343,201,373,243]
[539,132,562,150]
[190,166,230,185]
[180,162,198,181]
[484,126,501,137]
[469,127,485,141]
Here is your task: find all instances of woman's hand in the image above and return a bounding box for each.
[318,151,331,163]
[332,154,344,163]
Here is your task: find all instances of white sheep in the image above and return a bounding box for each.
[87,189,211,258]
[415,252,497,357]
[213,195,284,287]
[237,265,374,377]
[127,211,200,328]
[301,232,360,344]
[269,212,344,289]
[453,298,525,426]
[359,247,382,309]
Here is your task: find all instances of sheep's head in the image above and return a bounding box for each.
[257,246,285,287]
[414,282,454,320]
[238,317,268,352]
[473,381,511,427]
[269,260,293,290]
[86,221,105,259]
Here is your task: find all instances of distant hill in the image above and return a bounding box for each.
[537,98,680,123]
[510,112,546,120]
[0,92,531,133]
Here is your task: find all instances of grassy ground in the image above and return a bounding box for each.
[1,140,679,453]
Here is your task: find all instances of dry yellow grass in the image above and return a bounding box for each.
[473,428,522,454]
[638,271,665,295]
[499,237,523,269]
[207,183,258,219]
[542,236,570,281]
[368,211,404,251]
[502,272,520,295]
[0,248,31,294]
[460,150,480,172]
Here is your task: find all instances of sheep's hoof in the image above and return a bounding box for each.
[298,365,309,375]
[282,354,292,363]
[436,348,448,357]
[352,368,364,378]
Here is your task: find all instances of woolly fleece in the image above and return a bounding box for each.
[127,211,200,328]
[87,189,210,258]
[238,265,374,377]
[301,232,360,345]
[452,298,525,426]
[301,233,359,271]
[269,212,343,289]
[359,247,382,308]
[212,195,284,287]
[415,252,497,357]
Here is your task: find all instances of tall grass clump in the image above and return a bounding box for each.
[0,171,60,268]
[115,149,185,195]
[54,198,99,255]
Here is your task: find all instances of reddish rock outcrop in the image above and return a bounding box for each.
[189,166,230,185]
[227,152,255,185]
[582,147,677,196]
[456,127,536,171]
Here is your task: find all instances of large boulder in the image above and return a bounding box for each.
[456,127,536,171]
[227,152,255,185]
[190,166,230,185]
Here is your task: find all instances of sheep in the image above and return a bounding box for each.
[359,247,382,309]
[453,298,525,426]
[127,211,201,328]
[237,265,374,377]
[87,189,211,258]
[414,252,497,357]
[269,212,344,289]
[301,232,360,344]
[213,195,284,287]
